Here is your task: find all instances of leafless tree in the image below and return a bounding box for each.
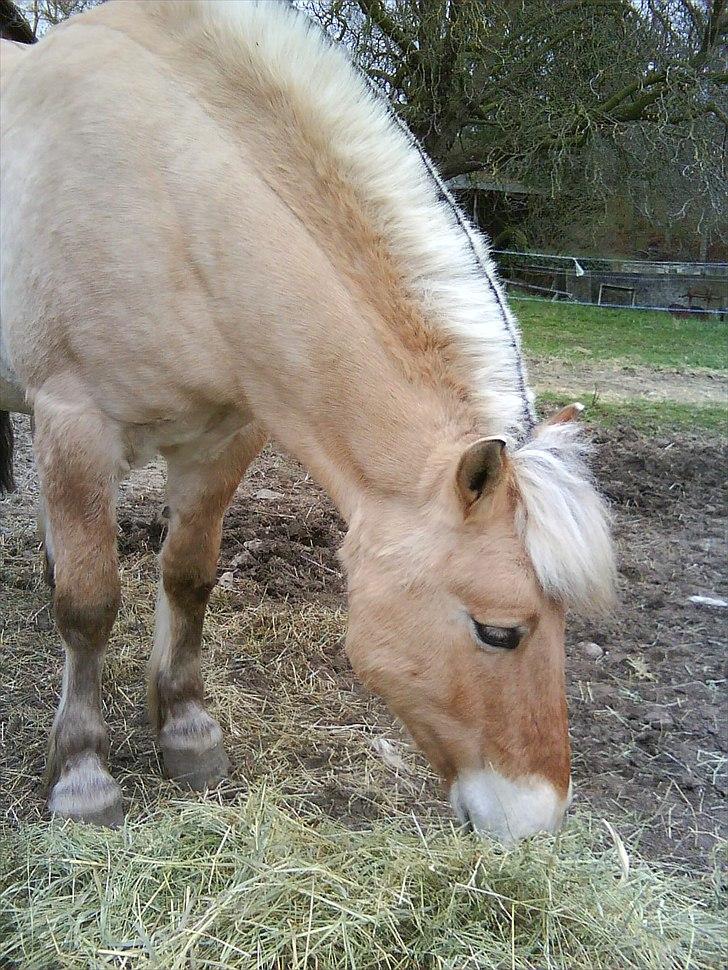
[14,0,98,37]
[302,0,727,249]
[0,0,36,41]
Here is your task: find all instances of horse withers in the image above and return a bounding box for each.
[0,0,615,841]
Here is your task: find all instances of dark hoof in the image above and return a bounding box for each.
[162,740,230,791]
[47,755,124,827]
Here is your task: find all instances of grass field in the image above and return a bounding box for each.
[516,299,728,371]
[538,393,728,434]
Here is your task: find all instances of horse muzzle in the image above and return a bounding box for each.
[449,770,571,844]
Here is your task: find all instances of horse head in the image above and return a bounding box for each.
[341,405,615,842]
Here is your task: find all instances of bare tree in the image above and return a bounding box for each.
[6,0,725,251]
[0,0,36,42]
[14,0,99,37]
[303,0,727,249]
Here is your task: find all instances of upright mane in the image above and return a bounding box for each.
[147,0,616,612]
[148,0,533,439]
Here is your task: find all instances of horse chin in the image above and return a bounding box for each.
[449,770,570,845]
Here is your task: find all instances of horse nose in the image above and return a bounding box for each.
[449,770,570,844]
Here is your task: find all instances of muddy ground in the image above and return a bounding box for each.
[1,413,726,871]
[528,357,728,404]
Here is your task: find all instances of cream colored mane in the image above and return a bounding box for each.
[148,0,616,612]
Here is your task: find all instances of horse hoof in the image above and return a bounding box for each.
[162,740,230,791]
[47,754,124,827]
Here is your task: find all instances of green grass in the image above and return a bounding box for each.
[1,795,725,969]
[538,393,727,435]
[516,299,728,371]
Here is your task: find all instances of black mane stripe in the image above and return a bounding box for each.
[359,76,536,438]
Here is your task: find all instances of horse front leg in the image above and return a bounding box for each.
[35,489,56,588]
[149,423,266,789]
[33,392,123,825]
[28,413,56,588]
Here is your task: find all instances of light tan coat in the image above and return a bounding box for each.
[0,1,614,839]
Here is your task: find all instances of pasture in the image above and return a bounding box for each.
[1,303,726,967]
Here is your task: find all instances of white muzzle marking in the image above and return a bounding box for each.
[450,771,569,844]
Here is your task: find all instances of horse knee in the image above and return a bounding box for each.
[164,571,215,612]
[161,533,217,610]
[54,581,121,651]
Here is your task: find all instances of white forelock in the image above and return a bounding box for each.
[513,423,617,614]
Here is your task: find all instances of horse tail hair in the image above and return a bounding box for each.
[0,410,16,493]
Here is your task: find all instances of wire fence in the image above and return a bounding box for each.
[491,250,728,319]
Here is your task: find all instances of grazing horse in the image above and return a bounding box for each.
[0,0,615,840]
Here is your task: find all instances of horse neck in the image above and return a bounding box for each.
[254,295,478,524]
[84,2,489,515]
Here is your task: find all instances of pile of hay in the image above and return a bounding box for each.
[1,445,726,968]
[1,793,725,969]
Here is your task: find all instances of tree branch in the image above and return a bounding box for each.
[520,0,629,34]
[0,0,37,42]
[440,156,493,180]
[355,0,412,55]
[700,0,726,56]
[704,100,728,126]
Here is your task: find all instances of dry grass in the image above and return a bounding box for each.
[2,428,727,968]
[1,793,725,969]
[1,547,438,828]
[1,561,727,969]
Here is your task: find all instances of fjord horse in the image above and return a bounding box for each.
[0,0,615,840]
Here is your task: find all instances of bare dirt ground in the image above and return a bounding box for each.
[1,409,726,871]
[528,357,728,404]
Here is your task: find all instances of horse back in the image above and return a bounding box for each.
[0,38,30,92]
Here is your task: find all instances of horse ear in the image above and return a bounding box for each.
[455,437,506,513]
[543,402,585,426]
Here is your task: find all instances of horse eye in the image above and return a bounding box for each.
[472,620,523,650]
